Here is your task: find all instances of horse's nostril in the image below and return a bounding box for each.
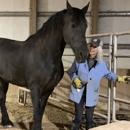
[80,52,83,58]
[79,51,88,61]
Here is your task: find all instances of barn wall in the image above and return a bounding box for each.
[0,0,29,40]
[98,0,130,34]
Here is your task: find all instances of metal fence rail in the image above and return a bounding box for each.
[112,31,130,122]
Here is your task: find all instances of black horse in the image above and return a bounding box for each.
[0,1,89,130]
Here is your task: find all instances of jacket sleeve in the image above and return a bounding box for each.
[103,70,118,82]
[100,61,118,82]
[66,60,78,81]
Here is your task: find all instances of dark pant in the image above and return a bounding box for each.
[73,93,95,126]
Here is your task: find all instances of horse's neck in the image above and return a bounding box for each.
[45,32,66,59]
[32,29,66,62]
[26,11,66,61]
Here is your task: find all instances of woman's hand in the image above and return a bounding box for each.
[74,78,82,89]
[118,76,130,82]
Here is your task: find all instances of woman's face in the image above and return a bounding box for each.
[88,44,98,58]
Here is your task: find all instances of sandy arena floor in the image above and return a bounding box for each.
[0,98,130,130]
[0,101,73,130]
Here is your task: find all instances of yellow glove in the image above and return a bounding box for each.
[118,76,130,82]
[74,78,82,89]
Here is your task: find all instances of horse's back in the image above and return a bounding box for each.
[0,38,26,85]
[0,37,23,49]
[0,38,23,64]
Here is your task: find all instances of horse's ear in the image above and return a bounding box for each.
[66,0,73,13]
[82,2,90,15]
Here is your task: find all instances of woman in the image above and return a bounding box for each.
[67,38,129,130]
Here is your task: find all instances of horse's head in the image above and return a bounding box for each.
[63,0,90,63]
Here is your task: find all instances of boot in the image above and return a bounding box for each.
[70,122,80,130]
[86,123,94,130]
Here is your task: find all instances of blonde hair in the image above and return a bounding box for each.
[96,46,103,63]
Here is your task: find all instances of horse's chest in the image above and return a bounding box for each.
[47,63,63,82]
[40,61,64,90]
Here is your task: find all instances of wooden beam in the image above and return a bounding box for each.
[91,0,99,34]
[29,0,37,35]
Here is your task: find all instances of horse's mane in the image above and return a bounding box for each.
[26,9,67,41]
[41,9,67,33]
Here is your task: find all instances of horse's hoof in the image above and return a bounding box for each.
[31,128,43,130]
[4,125,14,128]
[1,119,14,128]
[31,126,43,130]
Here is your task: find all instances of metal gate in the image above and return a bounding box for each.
[112,31,130,122]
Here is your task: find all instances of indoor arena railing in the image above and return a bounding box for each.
[112,31,130,122]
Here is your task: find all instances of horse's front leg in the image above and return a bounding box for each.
[0,78,14,128]
[30,84,42,130]
[30,84,52,130]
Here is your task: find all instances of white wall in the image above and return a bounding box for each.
[98,0,130,41]
[0,0,29,11]
[0,0,29,40]
[38,0,91,12]
[0,17,29,40]
[98,0,130,69]
[99,0,130,12]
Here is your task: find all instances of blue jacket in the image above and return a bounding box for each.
[67,60,118,107]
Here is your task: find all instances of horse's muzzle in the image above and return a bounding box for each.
[76,51,88,63]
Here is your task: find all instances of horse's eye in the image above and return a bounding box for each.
[71,24,75,28]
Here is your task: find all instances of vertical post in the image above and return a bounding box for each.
[24,91,27,106]
[29,0,37,35]
[112,35,118,121]
[18,87,20,103]
[107,34,113,124]
[91,0,99,34]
